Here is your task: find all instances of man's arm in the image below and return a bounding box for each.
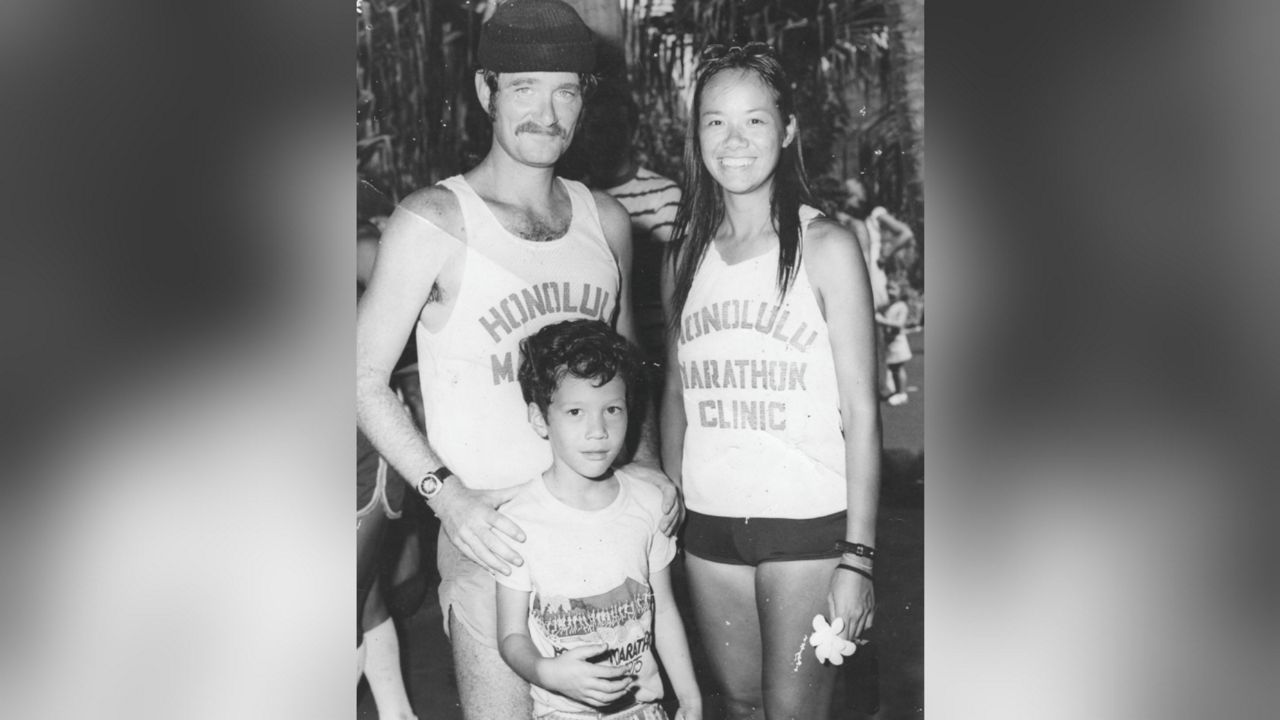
[356,189,526,574]
[593,190,681,534]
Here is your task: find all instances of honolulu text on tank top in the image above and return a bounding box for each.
[415,176,620,491]
[677,206,848,519]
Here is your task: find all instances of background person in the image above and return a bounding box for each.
[357,218,425,720]
[875,282,916,406]
[836,179,916,400]
[569,80,682,373]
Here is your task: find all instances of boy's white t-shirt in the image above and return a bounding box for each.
[494,468,677,716]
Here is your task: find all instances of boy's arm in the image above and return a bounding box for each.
[650,567,702,720]
[495,584,635,709]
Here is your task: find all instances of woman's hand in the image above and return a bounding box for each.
[828,565,875,645]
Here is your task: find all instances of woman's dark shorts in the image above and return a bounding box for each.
[684,509,845,565]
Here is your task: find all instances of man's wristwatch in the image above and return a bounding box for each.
[416,466,453,500]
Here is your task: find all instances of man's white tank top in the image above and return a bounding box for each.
[677,206,847,518]
[417,176,620,491]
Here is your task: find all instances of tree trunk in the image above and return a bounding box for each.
[890,0,924,234]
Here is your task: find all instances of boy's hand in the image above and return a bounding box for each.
[538,644,635,708]
[433,482,527,575]
[620,462,684,536]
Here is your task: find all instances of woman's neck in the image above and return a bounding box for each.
[718,190,775,243]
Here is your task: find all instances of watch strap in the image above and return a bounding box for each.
[417,466,452,499]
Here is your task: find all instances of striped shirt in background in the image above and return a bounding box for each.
[605,167,681,367]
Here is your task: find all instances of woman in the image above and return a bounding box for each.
[660,43,882,719]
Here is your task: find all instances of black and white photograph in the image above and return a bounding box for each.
[9,1,1280,719]
[356,1,924,717]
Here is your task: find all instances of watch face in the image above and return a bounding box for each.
[418,474,442,498]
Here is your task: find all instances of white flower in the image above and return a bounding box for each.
[810,614,857,665]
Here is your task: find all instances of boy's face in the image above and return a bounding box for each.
[530,374,628,481]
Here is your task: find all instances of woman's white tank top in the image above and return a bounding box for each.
[676,206,847,518]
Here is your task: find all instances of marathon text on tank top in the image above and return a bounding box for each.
[677,206,848,519]
[416,176,620,491]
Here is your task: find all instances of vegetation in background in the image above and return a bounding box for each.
[357,0,922,288]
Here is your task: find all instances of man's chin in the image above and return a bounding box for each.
[521,153,565,169]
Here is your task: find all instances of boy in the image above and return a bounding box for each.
[496,320,701,720]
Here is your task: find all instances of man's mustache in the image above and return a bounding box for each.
[515,122,567,138]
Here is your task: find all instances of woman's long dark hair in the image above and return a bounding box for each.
[666,43,816,333]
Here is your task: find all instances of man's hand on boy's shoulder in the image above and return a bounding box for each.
[619,461,684,536]
[433,480,528,575]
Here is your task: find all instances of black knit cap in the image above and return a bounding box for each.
[479,0,596,74]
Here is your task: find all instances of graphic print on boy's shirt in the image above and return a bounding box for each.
[530,576,654,676]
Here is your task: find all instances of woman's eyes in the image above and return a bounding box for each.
[703,117,768,127]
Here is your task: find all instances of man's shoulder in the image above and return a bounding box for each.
[588,188,632,251]
[397,183,465,239]
[588,186,629,217]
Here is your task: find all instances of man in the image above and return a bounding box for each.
[355,1,680,718]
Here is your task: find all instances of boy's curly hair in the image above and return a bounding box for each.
[518,319,644,415]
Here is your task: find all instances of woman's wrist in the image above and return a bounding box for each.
[839,552,873,571]
[833,539,876,559]
[836,563,874,582]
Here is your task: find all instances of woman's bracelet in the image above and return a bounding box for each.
[836,563,874,582]
[833,540,876,559]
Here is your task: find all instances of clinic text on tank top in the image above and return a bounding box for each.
[417,176,620,491]
[677,206,847,519]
